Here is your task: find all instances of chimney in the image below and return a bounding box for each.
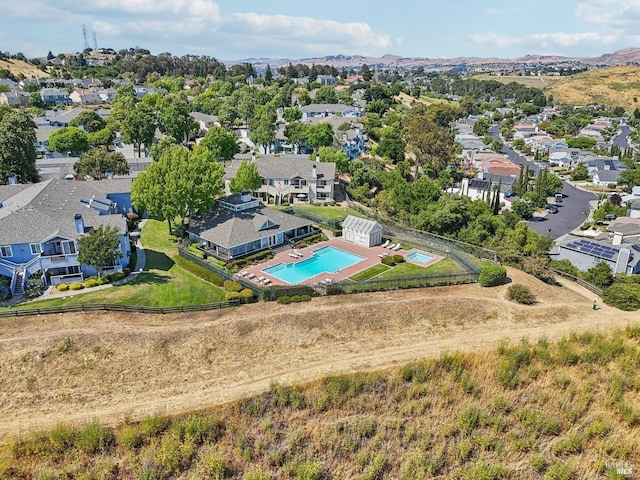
[74,213,85,234]
[315,153,320,162]
[8,174,17,185]
[312,164,317,178]
[240,190,252,203]
[251,151,256,162]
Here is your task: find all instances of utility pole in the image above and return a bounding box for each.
[81,24,89,51]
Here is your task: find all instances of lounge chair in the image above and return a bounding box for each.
[381,240,390,248]
[260,278,271,285]
[378,252,388,258]
[240,271,249,277]
[257,276,265,282]
[392,243,401,251]
[294,249,303,257]
[324,278,333,285]
[288,253,298,258]
[246,273,256,279]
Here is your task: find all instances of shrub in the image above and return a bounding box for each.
[544,463,574,480]
[226,291,241,301]
[83,279,98,289]
[507,284,536,304]
[479,263,507,287]
[239,288,255,302]
[108,272,124,282]
[393,254,405,263]
[223,280,243,292]
[603,283,640,311]
[56,283,69,291]
[276,296,291,304]
[381,255,396,266]
[69,282,84,291]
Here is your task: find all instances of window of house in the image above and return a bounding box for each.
[30,243,42,255]
[284,179,289,185]
[268,179,275,186]
[0,245,12,257]
[318,180,327,186]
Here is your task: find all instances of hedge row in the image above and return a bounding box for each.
[276,294,312,304]
[55,272,125,292]
[174,255,224,286]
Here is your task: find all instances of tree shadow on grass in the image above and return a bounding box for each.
[126,271,172,286]
[144,249,175,271]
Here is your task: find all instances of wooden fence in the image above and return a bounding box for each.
[0,300,240,318]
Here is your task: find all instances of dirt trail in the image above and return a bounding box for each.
[0,269,636,440]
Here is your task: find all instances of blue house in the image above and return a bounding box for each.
[0,179,132,295]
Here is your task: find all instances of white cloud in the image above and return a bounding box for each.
[576,0,640,29]
[223,13,392,55]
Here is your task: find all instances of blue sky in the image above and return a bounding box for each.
[1,0,639,60]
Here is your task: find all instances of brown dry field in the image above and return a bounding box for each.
[472,74,563,89]
[0,59,48,79]
[0,268,637,442]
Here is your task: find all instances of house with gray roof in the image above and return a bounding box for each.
[300,103,362,119]
[225,154,335,205]
[549,236,640,275]
[187,193,315,260]
[40,88,71,107]
[0,179,131,294]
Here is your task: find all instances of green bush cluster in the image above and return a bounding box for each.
[275,294,312,304]
[381,254,406,266]
[225,291,241,301]
[295,232,328,249]
[227,249,273,270]
[479,263,507,287]
[506,284,536,305]
[56,283,69,291]
[223,280,243,292]
[69,282,84,291]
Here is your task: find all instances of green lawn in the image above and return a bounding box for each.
[293,205,365,222]
[350,257,463,282]
[9,220,226,309]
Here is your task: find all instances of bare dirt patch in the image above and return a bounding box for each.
[0,268,635,440]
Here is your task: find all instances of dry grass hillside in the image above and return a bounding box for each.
[0,58,48,79]
[547,66,640,111]
[396,91,456,108]
[0,269,639,478]
[472,74,563,90]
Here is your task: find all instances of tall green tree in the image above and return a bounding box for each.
[198,126,239,164]
[69,110,106,133]
[307,123,334,151]
[121,103,157,157]
[403,105,455,178]
[284,121,308,153]
[0,110,39,183]
[159,95,198,145]
[78,225,123,278]
[250,106,277,153]
[150,136,178,161]
[48,127,90,155]
[110,83,137,123]
[229,159,262,193]
[74,146,130,180]
[131,145,224,234]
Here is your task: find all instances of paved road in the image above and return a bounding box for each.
[612,125,631,149]
[527,182,596,240]
[487,125,595,239]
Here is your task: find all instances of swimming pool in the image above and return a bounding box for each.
[406,251,433,263]
[264,246,365,284]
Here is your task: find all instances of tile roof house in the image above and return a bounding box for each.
[0,179,132,295]
[187,193,315,261]
[225,154,336,205]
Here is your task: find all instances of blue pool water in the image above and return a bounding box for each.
[264,246,365,284]
[407,251,433,263]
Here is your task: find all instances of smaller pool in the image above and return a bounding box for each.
[407,251,433,263]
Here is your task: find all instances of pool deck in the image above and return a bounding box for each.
[238,239,443,287]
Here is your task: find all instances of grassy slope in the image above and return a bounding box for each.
[472,74,563,89]
[0,59,49,78]
[546,66,640,111]
[4,327,639,479]
[11,219,225,308]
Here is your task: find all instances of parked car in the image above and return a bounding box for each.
[555,193,563,203]
[604,214,617,221]
[547,204,559,214]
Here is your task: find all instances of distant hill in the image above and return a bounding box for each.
[547,65,640,111]
[226,48,640,71]
[0,58,48,79]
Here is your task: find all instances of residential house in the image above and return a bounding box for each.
[458,174,515,206]
[316,75,337,85]
[186,192,316,261]
[0,89,29,107]
[69,88,105,105]
[586,158,626,186]
[300,103,362,119]
[630,201,640,219]
[0,179,131,295]
[480,159,522,178]
[40,88,71,107]
[550,234,640,274]
[190,112,221,135]
[225,154,335,205]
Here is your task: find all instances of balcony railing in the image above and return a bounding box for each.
[40,253,79,269]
